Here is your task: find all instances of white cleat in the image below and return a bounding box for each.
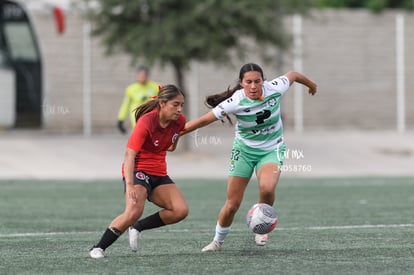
[89,247,105,259]
[255,234,268,246]
[201,240,223,252]
[128,226,141,252]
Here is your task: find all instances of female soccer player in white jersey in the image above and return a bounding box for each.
[182,63,317,251]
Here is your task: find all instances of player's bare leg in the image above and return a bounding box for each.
[256,163,280,205]
[202,176,249,252]
[128,184,188,252]
[90,184,147,258]
[110,184,147,231]
[254,163,281,246]
[149,184,189,225]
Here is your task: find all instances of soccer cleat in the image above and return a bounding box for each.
[255,234,268,246]
[89,247,105,259]
[201,240,223,252]
[128,226,141,252]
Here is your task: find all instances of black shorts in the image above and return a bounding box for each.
[123,170,174,196]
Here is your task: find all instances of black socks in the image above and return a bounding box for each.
[94,213,165,250]
[95,227,122,250]
[132,212,165,232]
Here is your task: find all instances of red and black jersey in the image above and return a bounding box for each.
[122,109,185,176]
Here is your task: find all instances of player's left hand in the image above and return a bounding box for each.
[308,85,317,96]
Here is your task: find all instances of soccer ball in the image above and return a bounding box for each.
[246,203,278,234]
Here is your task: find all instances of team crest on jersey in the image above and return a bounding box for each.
[172,133,179,144]
[268,98,277,107]
[153,140,159,147]
[217,104,227,116]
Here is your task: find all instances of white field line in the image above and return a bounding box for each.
[0,231,99,238]
[276,223,414,231]
[1,224,413,238]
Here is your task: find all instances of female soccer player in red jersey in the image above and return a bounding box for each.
[90,85,188,259]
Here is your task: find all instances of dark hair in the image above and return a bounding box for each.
[134,84,184,122]
[136,65,149,74]
[205,63,264,124]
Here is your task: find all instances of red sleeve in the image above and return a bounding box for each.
[126,116,148,152]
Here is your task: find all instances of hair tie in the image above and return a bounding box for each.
[158,85,164,91]
[149,95,158,100]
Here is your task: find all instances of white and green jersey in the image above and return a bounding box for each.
[212,76,290,151]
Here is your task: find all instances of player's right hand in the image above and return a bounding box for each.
[126,184,138,205]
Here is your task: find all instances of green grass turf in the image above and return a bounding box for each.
[0,177,413,274]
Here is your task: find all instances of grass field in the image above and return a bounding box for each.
[0,177,413,274]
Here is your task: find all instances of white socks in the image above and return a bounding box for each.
[213,222,231,244]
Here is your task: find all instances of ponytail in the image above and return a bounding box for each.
[134,100,159,122]
[205,84,241,108]
[205,84,241,125]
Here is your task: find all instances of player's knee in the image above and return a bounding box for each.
[224,200,241,215]
[172,204,189,221]
[124,209,142,224]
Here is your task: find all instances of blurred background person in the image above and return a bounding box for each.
[117,65,159,134]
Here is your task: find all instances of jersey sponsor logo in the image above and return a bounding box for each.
[244,108,251,112]
[251,125,276,134]
[172,133,179,144]
[153,140,159,147]
[272,77,288,86]
[255,110,271,124]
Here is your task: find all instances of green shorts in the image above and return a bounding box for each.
[228,140,286,178]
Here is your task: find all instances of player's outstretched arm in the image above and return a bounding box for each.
[284,71,317,96]
[181,112,217,136]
